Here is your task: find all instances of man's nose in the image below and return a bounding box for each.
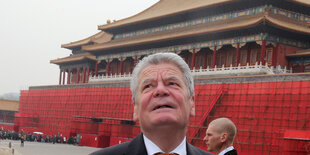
[154,82,169,97]
[203,135,208,142]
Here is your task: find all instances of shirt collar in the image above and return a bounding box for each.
[143,134,187,155]
[218,146,234,155]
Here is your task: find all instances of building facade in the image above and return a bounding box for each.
[10,0,310,154]
[51,0,310,85]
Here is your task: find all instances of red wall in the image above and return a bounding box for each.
[192,81,310,155]
[277,44,301,67]
[15,80,310,154]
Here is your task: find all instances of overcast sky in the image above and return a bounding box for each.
[0,0,159,95]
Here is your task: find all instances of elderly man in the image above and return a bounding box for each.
[203,117,237,155]
[91,53,212,155]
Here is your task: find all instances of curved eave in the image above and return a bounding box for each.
[50,54,96,65]
[61,31,113,49]
[287,49,310,57]
[98,0,233,30]
[291,0,310,6]
[287,52,310,57]
[84,13,263,51]
[84,12,310,52]
[266,13,310,35]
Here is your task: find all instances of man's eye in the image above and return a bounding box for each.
[143,84,152,90]
[169,82,178,86]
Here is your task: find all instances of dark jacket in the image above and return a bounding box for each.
[90,133,213,155]
[224,149,237,155]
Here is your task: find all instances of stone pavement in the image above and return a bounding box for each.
[0,139,101,155]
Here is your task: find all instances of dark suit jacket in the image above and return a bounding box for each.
[90,133,213,155]
[224,149,237,155]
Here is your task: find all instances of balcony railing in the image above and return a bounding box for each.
[89,62,292,83]
[89,72,132,83]
[192,62,291,76]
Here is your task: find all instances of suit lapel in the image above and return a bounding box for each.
[126,133,148,155]
[186,141,195,155]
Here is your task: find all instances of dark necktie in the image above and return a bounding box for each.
[154,153,179,155]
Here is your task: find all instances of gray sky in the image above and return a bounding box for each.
[0,0,159,95]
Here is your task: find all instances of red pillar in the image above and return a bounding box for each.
[235,43,240,67]
[106,59,110,76]
[191,49,196,70]
[272,43,279,68]
[95,61,98,77]
[260,40,266,65]
[62,69,66,85]
[246,46,251,65]
[212,46,217,68]
[301,63,305,72]
[203,53,208,69]
[59,69,62,85]
[120,57,124,75]
[132,56,138,73]
[86,66,90,83]
[82,67,86,83]
[67,69,71,84]
[76,68,80,83]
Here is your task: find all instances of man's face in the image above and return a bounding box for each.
[203,125,222,152]
[133,63,195,131]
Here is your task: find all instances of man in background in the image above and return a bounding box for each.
[203,117,237,155]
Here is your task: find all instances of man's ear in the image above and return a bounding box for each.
[133,104,139,121]
[190,96,195,116]
[220,133,228,142]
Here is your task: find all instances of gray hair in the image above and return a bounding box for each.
[130,52,194,103]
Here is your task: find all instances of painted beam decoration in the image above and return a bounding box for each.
[97,33,309,61]
[114,5,310,40]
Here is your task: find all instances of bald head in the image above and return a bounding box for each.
[208,117,237,144]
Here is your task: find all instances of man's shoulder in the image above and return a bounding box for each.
[224,149,237,155]
[187,142,214,155]
[89,141,130,155]
[89,133,146,155]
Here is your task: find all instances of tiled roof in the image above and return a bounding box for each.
[98,0,310,30]
[98,0,233,30]
[50,53,96,64]
[61,31,113,49]
[84,11,310,51]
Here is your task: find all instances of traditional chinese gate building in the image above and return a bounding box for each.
[11,0,310,154]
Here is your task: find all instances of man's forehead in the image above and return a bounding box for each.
[207,125,216,132]
[142,63,181,72]
[139,64,183,78]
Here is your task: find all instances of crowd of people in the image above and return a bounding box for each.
[0,129,78,145]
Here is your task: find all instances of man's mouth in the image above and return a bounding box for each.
[153,105,173,111]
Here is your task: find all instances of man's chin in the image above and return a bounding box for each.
[207,147,213,152]
[147,119,179,128]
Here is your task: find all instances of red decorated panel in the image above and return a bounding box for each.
[12,80,310,154]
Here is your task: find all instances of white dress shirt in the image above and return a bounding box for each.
[143,135,187,155]
[218,146,234,155]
